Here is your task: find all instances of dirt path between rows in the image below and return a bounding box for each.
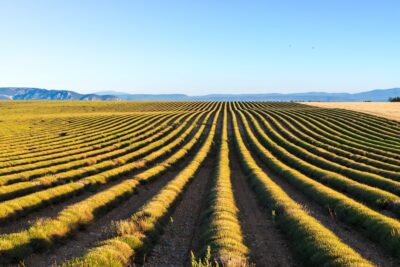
[0,115,202,236]
[0,178,129,235]
[237,111,400,267]
[18,117,210,266]
[23,138,211,267]
[228,110,298,267]
[142,110,221,267]
[142,151,216,267]
[24,173,173,267]
[0,156,180,236]
[259,112,399,219]
[229,144,298,267]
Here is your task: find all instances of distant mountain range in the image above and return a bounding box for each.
[95,88,400,101]
[0,87,399,101]
[0,88,118,100]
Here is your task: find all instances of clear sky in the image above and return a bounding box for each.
[0,0,399,95]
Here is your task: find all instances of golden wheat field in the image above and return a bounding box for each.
[0,101,399,267]
[306,102,400,122]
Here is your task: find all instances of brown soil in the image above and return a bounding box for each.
[142,151,215,267]
[0,115,202,235]
[238,112,399,266]
[229,144,298,267]
[227,111,298,267]
[257,110,400,220]
[2,105,398,267]
[141,109,221,267]
[24,174,173,267]
[257,162,399,266]
[20,115,210,267]
[0,178,124,235]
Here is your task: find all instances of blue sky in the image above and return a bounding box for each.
[0,0,399,95]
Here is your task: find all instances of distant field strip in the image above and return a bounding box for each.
[0,101,399,267]
[305,102,400,122]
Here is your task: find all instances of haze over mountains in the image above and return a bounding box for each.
[0,88,118,100]
[0,87,399,101]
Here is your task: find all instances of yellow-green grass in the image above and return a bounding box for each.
[0,114,160,163]
[0,113,188,201]
[61,105,221,267]
[0,110,208,223]
[0,113,175,173]
[254,109,400,178]
[292,109,400,149]
[244,110,400,204]
[282,109,400,158]
[0,101,398,267]
[0,113,186,186]
[230,103,373,267]
[197,104,249,265]
[265,109,400,166]
[0,111,199,186]
[259,110,400,172]
[0,115,147,159]
[0,107,219,263]
[234,105,400,257]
